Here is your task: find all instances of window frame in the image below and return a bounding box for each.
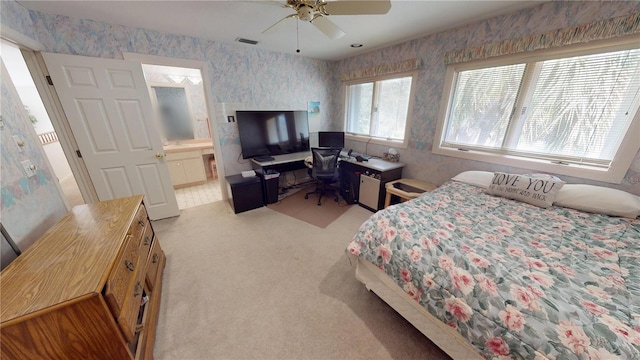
[433,36,640,184]
[343,71,418,149]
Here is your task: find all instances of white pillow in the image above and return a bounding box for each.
[487,172,565,208]
[522,173,562,181]
[554,184,640,218]
[451,171,494,189]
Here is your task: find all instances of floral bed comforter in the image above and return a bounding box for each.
[347,181,640,359]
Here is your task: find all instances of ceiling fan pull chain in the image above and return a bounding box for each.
[296,19,300,53]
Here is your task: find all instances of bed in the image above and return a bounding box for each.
[347,172,640,359]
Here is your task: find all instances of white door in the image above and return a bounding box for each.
[42,52,179,220]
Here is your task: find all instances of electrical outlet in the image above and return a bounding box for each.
[21,160,36,178]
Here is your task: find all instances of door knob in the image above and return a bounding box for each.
[155,152,165,159]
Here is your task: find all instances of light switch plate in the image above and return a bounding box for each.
[21,160,36,178]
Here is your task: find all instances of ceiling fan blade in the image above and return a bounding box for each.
[323,0,391,15]
[310,16,345,40]
[262,13,297,34]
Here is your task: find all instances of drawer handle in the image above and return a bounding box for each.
[144,236,151,246]
[138,220,145,227]
[124,260,135,272]
[152,253,159,264]
[134,281,143,297]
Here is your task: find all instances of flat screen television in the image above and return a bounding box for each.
[318,131,345,148]
[236,110,310,159]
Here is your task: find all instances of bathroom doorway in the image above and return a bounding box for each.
[140,62,222,209]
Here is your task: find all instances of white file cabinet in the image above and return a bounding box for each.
[359,174,381,211]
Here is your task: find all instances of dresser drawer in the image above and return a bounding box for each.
[128,205,148,241]
[146,239,163,291]
[104,234,141,318]
[139,220,153,266]
[117,258,147,343]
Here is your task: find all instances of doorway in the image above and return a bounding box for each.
[139,62,222,209]
[0,39,84,208]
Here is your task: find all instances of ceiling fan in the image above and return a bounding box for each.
[262,0,392,40]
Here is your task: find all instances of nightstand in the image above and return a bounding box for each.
[384,179,437,208]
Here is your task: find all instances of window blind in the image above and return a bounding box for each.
[516,49,640,163]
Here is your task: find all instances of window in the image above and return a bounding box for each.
[345,73,415,147]
[435,41,640,183]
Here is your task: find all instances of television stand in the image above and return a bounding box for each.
[253,155,275,162]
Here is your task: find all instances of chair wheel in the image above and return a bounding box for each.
[317,201,321,206]
[305,195,309,199]
[334,198,338,202]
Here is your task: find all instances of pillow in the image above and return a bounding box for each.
[554,184,640,218]
[487,172,565,208]
[451,171,494,189]
[522,173,562,181]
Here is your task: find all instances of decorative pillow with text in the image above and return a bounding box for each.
[487,172,565,208]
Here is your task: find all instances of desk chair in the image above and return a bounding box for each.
[305,147,341,206]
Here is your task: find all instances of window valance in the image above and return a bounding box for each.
[444,12,640,65]
[340,58,420,81]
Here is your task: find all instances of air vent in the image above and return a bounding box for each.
[235,38,258,45]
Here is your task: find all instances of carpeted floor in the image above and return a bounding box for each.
[268,186,352,228]
[152,199,451,360]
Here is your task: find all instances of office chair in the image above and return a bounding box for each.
[305,147,342,206]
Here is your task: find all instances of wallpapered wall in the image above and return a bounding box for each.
[0,60,68,251]
[335,1,640,195]
[1,0,337,177]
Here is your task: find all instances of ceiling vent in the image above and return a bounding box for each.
[236,38,258,45]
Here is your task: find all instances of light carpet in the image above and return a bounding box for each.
[152,199,451,360]
[268,186,352,228]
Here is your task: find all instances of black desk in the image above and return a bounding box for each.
[249,152,405,211]
[250,152,309,204]
[339,158,405,211]
[250,152,309,174]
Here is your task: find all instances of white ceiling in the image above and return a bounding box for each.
[18,0,544,61]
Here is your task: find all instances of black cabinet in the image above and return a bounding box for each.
[226,174,263,214]
[339,161,362,204]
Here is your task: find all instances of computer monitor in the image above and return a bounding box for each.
[318,131,345,148]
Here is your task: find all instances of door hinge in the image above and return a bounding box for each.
[76,150,82,158]
[46,76,53,85]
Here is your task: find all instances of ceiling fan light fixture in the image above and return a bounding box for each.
[263,0,390,42]
[350,43,363,48]
[297,5,314,22]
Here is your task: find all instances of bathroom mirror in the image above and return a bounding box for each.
[151,84,195,141]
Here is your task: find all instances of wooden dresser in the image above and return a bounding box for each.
[0,195,166,360]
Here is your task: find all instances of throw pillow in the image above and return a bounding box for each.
[487,172,565,208]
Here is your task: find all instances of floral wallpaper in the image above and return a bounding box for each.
[1,0,339,187]
[335,1,640,196]
[0,61,68,251]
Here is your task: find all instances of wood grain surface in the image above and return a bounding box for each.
[0,195,143,323]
